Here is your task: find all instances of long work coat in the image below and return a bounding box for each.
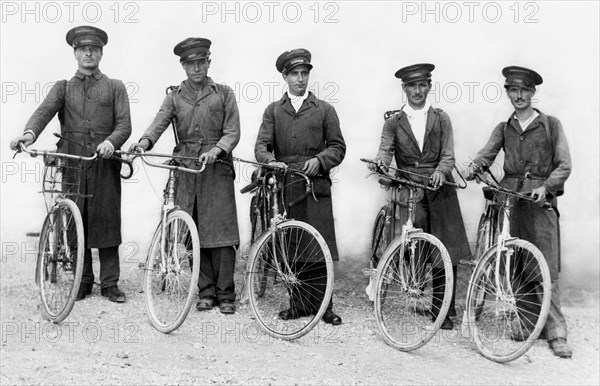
[141,78,240,248]
[376,106,470,265]
[25,69,132,248]
[473,110,572,279]
[255,92,346,260]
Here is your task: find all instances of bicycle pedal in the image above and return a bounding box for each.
[362,268,376,277]
[459,259,477,267]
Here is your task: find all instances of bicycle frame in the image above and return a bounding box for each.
[134,151,205,276]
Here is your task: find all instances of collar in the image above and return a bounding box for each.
[279,91,319,107]
[286,89,309,102]
[74,68,103,80]
[179,77,217,94]
[402,101,431,118]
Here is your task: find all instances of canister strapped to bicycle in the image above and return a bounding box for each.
[234,157,318,207]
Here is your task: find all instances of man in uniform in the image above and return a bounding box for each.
[10,26,131,303]
[130,38,240,314]
[467,66,572,358]
[369,63,470,329]
[255,48,346,325]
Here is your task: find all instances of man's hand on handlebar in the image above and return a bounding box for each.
[367,159,388,173]
[10,133,34,151]
[430,170,446,189]
[268,161,288,170]
[531,186,548,206]
[96,141,114,159]
[199,147,223,165]
[302,158,320,177]
[466,163,482,181]
[128,139,151,153]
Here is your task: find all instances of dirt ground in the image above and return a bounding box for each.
[1,246,599,386]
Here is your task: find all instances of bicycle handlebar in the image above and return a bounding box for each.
[471,169,552,209]
[18,143,98,162]
[133,150,206,174]
[235,157,317,206]
[52,133,135,179]
[361,158,439,192]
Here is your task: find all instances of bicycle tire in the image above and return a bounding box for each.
[371,207,389,267]
[144,210,200,333]
[374,232,453,351]
[466,238,551,362]
[247,220,333,340]
[37,199,84,323]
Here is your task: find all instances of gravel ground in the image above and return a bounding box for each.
[1,247,599,385]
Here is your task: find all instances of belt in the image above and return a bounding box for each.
[505,172,547,181]
[399,162,438,168]
[278,155,313,163]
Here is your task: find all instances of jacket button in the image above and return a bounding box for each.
[520,136,524,140]
[195,127,199,131]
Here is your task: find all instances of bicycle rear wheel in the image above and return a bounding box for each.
[144,210,200,333]
[37,199,84,323]
[247,220,333,340]
[466,238,551,362]
[374,232,453,351]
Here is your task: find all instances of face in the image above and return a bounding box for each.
[74,45,103,72]
[182,57,211,86]
[402,80,431,109]
[506,86,535,111]
[283,65,310,96]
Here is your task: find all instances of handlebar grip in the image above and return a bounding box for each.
[240,180,260,194]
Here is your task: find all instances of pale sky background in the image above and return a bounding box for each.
[1,0,598,290]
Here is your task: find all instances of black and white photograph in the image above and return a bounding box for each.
[1,1,598,384]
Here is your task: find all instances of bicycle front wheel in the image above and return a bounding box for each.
[466,238,551,362]
[374,232,453,351]
[144,210,200,333]
[247,220,333,340]
[37,199,84,323]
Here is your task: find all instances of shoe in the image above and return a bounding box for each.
[219,301,235,314]
[438,316,454,330]
[100,286,126,303]
[549,338,572,359]
[322,310,342,325]
[278,307,310,320]
[511,328,545,342]
[76,283,92,301]
[196,297,215,311]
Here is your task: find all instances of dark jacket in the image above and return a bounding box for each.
[25,69,131,248]
[376,106,471,264]
[255,92,346,260]
[141,78,240,248]
[473,110,572,278]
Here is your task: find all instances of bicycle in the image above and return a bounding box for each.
[17,144,97,323]
[362,158,457,351]
[464,168,552,362]
[237,158,333,340]
[132,150,204,334]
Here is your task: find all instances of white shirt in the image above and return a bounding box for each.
[514,110,540,132]
[402,101,431,151]
[287,90,309,112]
